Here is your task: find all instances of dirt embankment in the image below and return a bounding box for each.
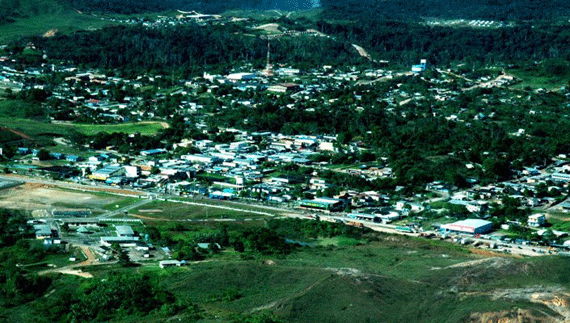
[467,308,564,323]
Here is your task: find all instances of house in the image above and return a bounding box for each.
[310,178,328,190]
[88,155,106,163]
[50,152,65,160]
[140,148,167,156]
[528,214,546,227]
[194,140,213,149]
[17,147,30,155]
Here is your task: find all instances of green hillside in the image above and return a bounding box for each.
[0,0,111,44]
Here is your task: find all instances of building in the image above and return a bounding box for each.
[299,197,345,213]
[229,141,248,151]
[310,178,328,190]
[552,173,570,181]
[267,83,301,94]
[140,148,167,156]
[181,154,219,164]
[17,147,30,155]
[89,166,125,181]
[124,166,141,178]
[33,224,52,239]
[159,260,181,268]
[412,59,427,73]
[50,152,65,160]
[100,236,140,246]
[441,219,492,235]
[276,68,300,76]
[528,214,546,227]
[226,73,257,82]
[116,225,135,237]
[66,155,84,162]
[348,213,379,222]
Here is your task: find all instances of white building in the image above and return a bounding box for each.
[441,219,492,234]
[528,214,546,227]
[226,72,257,82]
[124,166,141,178]
[229,141,248,150]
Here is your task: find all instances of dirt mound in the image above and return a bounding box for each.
[43,29,58,37]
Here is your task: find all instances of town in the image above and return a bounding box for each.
[4,1,570,322]
[1,15,570,263]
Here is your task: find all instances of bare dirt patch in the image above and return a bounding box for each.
[469,248,513,258]
[0,184,120,211]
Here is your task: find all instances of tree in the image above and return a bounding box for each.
[36,149,50,161]
[111,243,132,267]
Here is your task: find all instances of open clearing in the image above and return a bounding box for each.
[0,183,122,211]
[56,121,169,135]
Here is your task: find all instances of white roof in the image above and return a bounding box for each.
[444,219,491,229]
[115,225,134,236]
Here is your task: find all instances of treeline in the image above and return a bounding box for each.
[0,210,52,307]
[25,24,364,77]
[66,0,317,14]
[36,272,187,322]
[321,0,570,22]
[148,218,371,262]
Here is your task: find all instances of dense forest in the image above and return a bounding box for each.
[320,0,570,22]
[66,0,318,14]
[21,21,570,77]
[24,24,364,77]
[315,20,570,66]
[64,0,570,21]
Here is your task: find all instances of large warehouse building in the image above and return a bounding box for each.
[441,219,492,235]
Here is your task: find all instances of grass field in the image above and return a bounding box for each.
[0,0,111,44]
[507,68,567,91]
[5,221,570,322]
[0,116,167,145]
[58,122,167,136]
[101,196,143,211]
[129,200,272,220]
[143,233,568,323]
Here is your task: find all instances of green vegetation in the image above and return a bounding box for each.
[2,207,570,322]
[0,116,166,148]
[102,196,142,211]
[62,122,166,136]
